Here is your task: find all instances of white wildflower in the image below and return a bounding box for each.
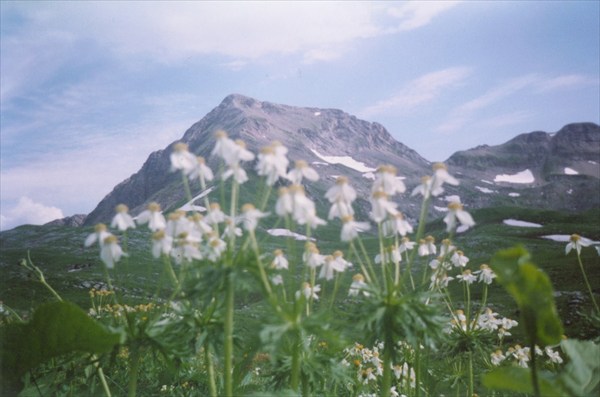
[369,191,398,223]
[240,203,269,232]
[85,223,112,247]
[340,215,371,242]
[372,165,406,196]
[170,142,196,174]
[100,235,125,269]
[287,159,319,184]
[271,249,289,270]
[151,230,173,259]
[111,204,136,231]
[136,202,167,231]
[188,156,214,182]
[443,201,475,232]
[565,233,592,255]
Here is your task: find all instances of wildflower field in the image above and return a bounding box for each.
[1,132,599,397]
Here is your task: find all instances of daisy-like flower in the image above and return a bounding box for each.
[411,175,433,199]
[340,215,371,242]
[325,176,357,204]
[287,159,319,184]
[171,234,203,264]
[428,256,450,271]
[431,162,459,197]
[565,233,592,255]
[443,201,475,232]
[222,163,249,184]
[382,212,413,237]
[205,232,226,262]
[319,255,346,280]
[231,139,255,164]
[85,223,112,247]
[222,218,242,239]
[477,308,501,331]
[271,274,284,286]
[418,236,437,256]
[290,185,326,228]
[205,203,226,225]
[332,250,352,271]
[473,263,496,284]
[275,187,293,217]
[456,269,477,284]
[136,202,167,231]
[450,250,469,268]
[151,230,173,259]
[188,156,214,182]
[188,213,212,238]
[303,242,325,268]
[439,239,456,257]
[348,274,369,297]
[240,203,269,232]
[297,282,321,300]
[398,237,416,254]
[166,210,192,238]
[375,245,401,265]
[111,204,136,231]
[271,249,289,270]
[501,317,518,330]
[256,143,289,185]
[372,165,406,196]
[359,367,377,384]
[369,191,398,223]
[512,345,530,368]
[545,347,563,364]
[170,142,196,174]
[328,200,355,220]
[430,271,454,289]
[211,130,237,164]
[491,350,506,366]
[100,235,125,269]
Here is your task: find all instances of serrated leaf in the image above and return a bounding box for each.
[490,245,563,346]
[0,301,121,393]
[482,366,565,396]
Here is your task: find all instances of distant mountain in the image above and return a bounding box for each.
[445,122,600,212]
[84,94,431,226]
[44,214,87,227]
[83,94,599,227]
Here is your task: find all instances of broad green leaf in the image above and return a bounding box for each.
[490,246,563,346]
[0,301,122,394]
[559,339,600,396]
[482,366,565,396]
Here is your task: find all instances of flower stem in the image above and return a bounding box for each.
[204,346,217,397]
[224,270,235,397]
[381,341,393,397]
[468,350,474,397]
[290,330,301,392]
[576,251,600,313]
[530,339,540,397]
[127,345,140,397]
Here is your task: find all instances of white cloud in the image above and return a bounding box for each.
[386,1,462,31]
[436,74,539,133]
[359,67,471,117]
[535,74,600,92]
[0,196,64,231]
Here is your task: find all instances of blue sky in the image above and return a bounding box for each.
[1,1,599,230]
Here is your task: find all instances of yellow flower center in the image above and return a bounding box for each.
[352,274,365,282]
[148,202,161,212]
[94,223,107,232]
[215,130,228,139]
[432,162,448,171]
[115,204,129,213]
[377,164,397,174]
[174,142,189,152]
[335,176,348,185]
[295,160,308,169]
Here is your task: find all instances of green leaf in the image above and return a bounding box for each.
[482,366,565,396]
[490,245,563,346]
[0,301,122,394]
[559,339,600,396]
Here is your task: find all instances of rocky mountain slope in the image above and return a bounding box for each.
[445,122,600,212]
[84,94,432,225]
[81,94,599,227]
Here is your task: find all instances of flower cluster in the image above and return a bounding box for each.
[490,344,563,368]
[342,341,415,396]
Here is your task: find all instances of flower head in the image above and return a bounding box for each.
[565,234,592,255]
[303,242,325,268]
[241,203,269,232]
[431,162,459,196]
[271,249,289,270]
[170,142,196,174]
[418,236,437,256]
[188,156,214,182]
[136,202,167,231]
[325,176,357,204]
[297,282,321,300]
[372,165,406,196]
[348,274,369,297]
[340,215,371,242]
[473,264,496,284]
[111,204,136,231]
[256,143,289,185]
[319,255,346,280]
[369,191,398,223]
[85,223,112,247]
[382,212,413,237]
[100,235,125,269]
[151,230,173,259]
[456,269,477,284]
[450,250,469,268]
[287,160,319,184]
[443,201,475,232]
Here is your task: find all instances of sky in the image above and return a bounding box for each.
[1,1,599,230]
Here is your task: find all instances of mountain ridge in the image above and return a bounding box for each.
[41,93,600,227]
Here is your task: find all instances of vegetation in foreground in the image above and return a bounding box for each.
[1,135,599,397]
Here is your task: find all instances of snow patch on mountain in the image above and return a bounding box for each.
[503,219,542,228]
[508,192,520,197]
[310,149,376,173]
[494,169,534,184]
[564,167,578,175]
[476,186,495,194]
